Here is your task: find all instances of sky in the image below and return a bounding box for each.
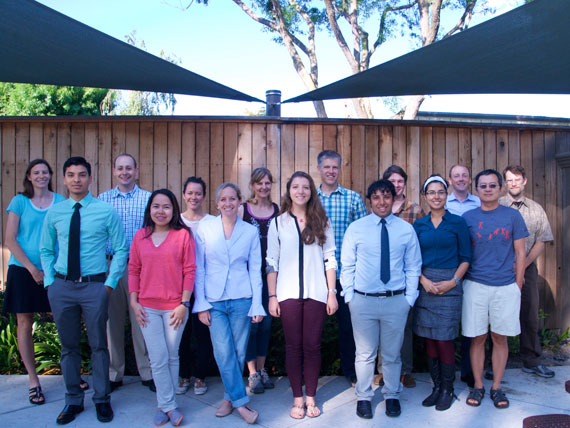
[35,0,570,119]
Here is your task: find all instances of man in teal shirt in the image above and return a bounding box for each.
[40,157,128,425]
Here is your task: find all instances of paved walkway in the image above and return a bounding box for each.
[1,366,569,427]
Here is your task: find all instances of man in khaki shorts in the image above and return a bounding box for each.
[461,169,528,410]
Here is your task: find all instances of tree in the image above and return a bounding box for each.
[187,0,497,119]
[0,83,114,116]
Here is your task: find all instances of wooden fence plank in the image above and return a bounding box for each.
[458,128,471,173]
[252,123,267,169]
[281,124,295,196]
[97,123,112,194]
[210,123,224,210]
[323,125,337,152]
[139,122,154,192]
[223,123,238,185]
[43,124,57,191]
[2,123,16,288]
[392,126,406,168]
[84,123,99,196]
[432,127,446,178]
[445,127,458,181]
[266,124,280,205]
[57,123,71,195]
[471,129,484,186]
[308,124,323,181]
[180,122,196,211]
[153,122,168,191]
[484,129,497,171]
[294,124,309,174]
[351,125,366,204]
[71,122,85,158]
[543,131,557,328]
[407,126,421,206]
[508,130,520,166]
[237,123,253,199]
[365,125,379,189]
[338,125,352,190]
[167,122,182,202]
[125,122,140,162]
[379,126,393,176]
[29,123,43,160]
[520,130,533,199]
[496,129,509,176]
[419,126,433,186]
[15,123,30,190]
[195,123,211,211]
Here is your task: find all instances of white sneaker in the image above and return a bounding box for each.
[176,378,191,395]
[194,378,208,395]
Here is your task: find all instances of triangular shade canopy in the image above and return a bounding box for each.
[0,0,262,103]
[285,0,570,103]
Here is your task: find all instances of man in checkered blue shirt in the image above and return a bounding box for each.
[317,150,367,386]
[98,154,154,392]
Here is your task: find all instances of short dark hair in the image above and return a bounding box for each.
[113,153,137,169]
[382,165,407,183]
[367,179,396,199]
[317,150,341,166]
[183,176,206,195]
[475,169,502,188]
[63,156,91,176]
[21,159,54,198]
[503,165,526,180]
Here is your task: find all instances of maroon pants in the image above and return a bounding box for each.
[280,298,326,397]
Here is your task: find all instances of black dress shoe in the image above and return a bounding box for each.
[356,400,373,419]
[142,379,156,392]
[95,402,114,423]
[56,403,84,425]
[110,380,123,392]
[460,372,475,388]
[385,399,401,417]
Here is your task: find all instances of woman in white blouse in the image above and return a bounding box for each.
[266,171,338,419]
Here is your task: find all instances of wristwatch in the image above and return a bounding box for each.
[328,289,337,294]
[181,301,191,308]
[453,276,461,287]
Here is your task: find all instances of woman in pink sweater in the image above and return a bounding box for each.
[129,189,196,427]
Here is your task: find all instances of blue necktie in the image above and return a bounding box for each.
[380,218,390,284]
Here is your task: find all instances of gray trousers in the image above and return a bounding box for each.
[377,310,413,375]
[107,267,151,382]
[350,292,409,401]
[48,277,110,405]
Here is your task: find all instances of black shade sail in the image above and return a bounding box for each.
[285,0,570,103]
[0,0,262,103]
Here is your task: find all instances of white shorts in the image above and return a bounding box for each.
[461,279,521,337]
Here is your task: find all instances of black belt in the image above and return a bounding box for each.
[56,272,106,283]
[355,288,405,297]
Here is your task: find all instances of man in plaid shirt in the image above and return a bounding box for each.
[317,150,367,386]
[98,154,153,393]
[374,165,426,389]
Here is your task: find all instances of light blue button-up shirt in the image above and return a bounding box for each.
[40,193,128,288]
[445,191,481,216]
[340,213,422,306]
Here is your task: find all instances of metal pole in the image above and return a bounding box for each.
[265,90,281,117]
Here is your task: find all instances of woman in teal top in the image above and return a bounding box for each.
[2,159,64,405]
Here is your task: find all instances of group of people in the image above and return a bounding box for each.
[1,148,555,425]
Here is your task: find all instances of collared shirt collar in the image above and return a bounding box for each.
[393,196,409,215]
[370,212,395,225]
[317,184,345,196]
[502,193,529,207]
[449,191,477,203]
[111,184,139,199]
[68,192,93,208]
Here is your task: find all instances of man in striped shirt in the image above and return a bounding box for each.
[98,154,153,393]
[317,150,367,386]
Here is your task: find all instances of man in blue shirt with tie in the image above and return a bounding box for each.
[341,179,422,420]
[41,157,128,425]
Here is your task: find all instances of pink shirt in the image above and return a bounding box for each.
[129,227,196,310]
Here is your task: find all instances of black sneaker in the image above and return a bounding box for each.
[522,365,555,378]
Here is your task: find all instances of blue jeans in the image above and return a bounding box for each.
[140,307,187,413]
[209,298,252,407]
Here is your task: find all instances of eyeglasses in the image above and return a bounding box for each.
[425,190,447,197]
[478,183,499,189]
[506,177,523,184]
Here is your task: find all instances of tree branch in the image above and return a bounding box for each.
[324,0,359,72]
[443,0,477,39]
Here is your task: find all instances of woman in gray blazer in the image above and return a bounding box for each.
[193,182,266,424]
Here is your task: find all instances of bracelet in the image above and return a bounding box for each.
[180,301,191,308]
[328,289,337,294]
[269,294,277,298]
[453,276,461,286]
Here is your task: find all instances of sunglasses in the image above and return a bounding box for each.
[478,183,499,189]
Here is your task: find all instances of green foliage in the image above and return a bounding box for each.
[0,314,21,374]
[539,309,570,351]
[0,83,113,116]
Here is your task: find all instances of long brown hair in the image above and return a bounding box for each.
[247,167,274,205]
[21,159,54,198]
[280,171,328,246]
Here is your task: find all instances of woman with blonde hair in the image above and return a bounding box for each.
[238,168,279,394]
[266,171,338,419]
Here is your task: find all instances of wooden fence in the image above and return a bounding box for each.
[1,116,569,329]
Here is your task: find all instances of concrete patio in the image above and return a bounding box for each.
[1,366,569,427]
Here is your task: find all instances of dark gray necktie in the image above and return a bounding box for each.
[380,218,390,284]
[67,203,81,280]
